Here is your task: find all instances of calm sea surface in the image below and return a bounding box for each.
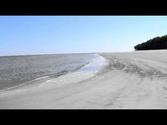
[0,54,94,90]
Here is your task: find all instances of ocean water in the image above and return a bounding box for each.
[0,53,94,90]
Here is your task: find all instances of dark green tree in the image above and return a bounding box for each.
[134,35,167,50]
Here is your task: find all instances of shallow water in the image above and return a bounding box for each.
[0,54,94,90]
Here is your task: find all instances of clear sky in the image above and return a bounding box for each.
[1,16,167,56]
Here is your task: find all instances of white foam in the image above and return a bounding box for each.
[79,54,109,73]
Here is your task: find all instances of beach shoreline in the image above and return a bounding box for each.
[0,53,95,91]
[0,51,167,109]
[0,54,109,109]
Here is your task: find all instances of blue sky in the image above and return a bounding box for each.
[1,16,167,56]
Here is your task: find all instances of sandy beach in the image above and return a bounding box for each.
[0,50,167,109]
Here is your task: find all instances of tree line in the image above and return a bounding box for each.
[134,35,167,50]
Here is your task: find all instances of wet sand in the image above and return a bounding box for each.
[0,54,93,90]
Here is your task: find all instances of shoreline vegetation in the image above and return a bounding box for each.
[134,35,167,50]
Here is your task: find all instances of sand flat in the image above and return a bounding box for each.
[0,50,167,109]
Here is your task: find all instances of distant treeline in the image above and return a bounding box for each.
[134,35,167,50]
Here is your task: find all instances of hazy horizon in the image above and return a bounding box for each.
[1,16,167,56]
